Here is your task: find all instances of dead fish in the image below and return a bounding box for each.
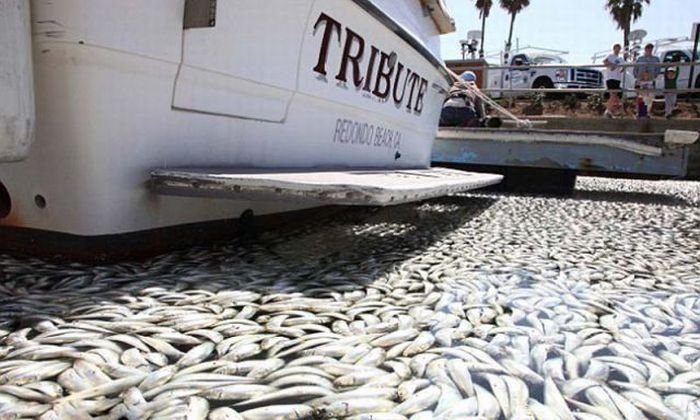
[238,404,313,420]
[177,342,215,368]
[403,332,435,357]
[208,407,244,420]
[237,385,334,408]
[186,396,209,420]
[59,373,147,402]
[346,414,408,420]
[392,384,441,416]
[0,361,71,385]
[320,398,397,418]
[544,377,575,420]
[139,365,179,391]
[397,379,432,402]
[268,373,335,389]
[203,384,274,401]
[371,329,420,348]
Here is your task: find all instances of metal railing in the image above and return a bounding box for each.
[457,60,699,72]
[452,60,700,95]
[477,88,700,94]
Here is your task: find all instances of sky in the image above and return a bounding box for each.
[439,0,700,64]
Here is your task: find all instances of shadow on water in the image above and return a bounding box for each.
[0,195,498,328]
[571,189,699,207]
[471,186,698,208]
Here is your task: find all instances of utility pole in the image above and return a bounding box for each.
[688,23,699,92]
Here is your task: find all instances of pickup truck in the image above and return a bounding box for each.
[655,47,699,92]
[487,53,604,97]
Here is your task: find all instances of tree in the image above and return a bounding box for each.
[606,0,650,56]
[475,0,493,59]
[499,0,530,60]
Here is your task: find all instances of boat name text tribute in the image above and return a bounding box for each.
[312,13,429,115]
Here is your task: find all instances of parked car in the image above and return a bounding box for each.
[487,52,604,98]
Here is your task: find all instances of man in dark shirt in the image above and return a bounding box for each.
[634,43,661,119]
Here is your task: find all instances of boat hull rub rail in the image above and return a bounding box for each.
[149,167,503,206]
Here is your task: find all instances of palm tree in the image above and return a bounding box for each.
[606,0,650,55]
[499,0,530,60]
[475,0,493,59]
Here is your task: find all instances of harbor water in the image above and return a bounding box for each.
[0,176,699,419]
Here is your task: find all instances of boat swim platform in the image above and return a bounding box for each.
[149,167,503,206]
[433,120,699,179]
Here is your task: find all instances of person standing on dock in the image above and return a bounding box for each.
[603,44,624,118]
[663,57,680,119]
[633,43,661,119]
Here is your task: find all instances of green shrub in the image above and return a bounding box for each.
[563,94,579,111]
[523,92,545,115]
[586,93,606,115]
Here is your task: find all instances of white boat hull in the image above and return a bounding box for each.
[0,0,454,238]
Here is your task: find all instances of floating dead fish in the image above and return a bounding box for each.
[0,176,698,418]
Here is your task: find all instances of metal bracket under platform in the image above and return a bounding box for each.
[149,167,502,206]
